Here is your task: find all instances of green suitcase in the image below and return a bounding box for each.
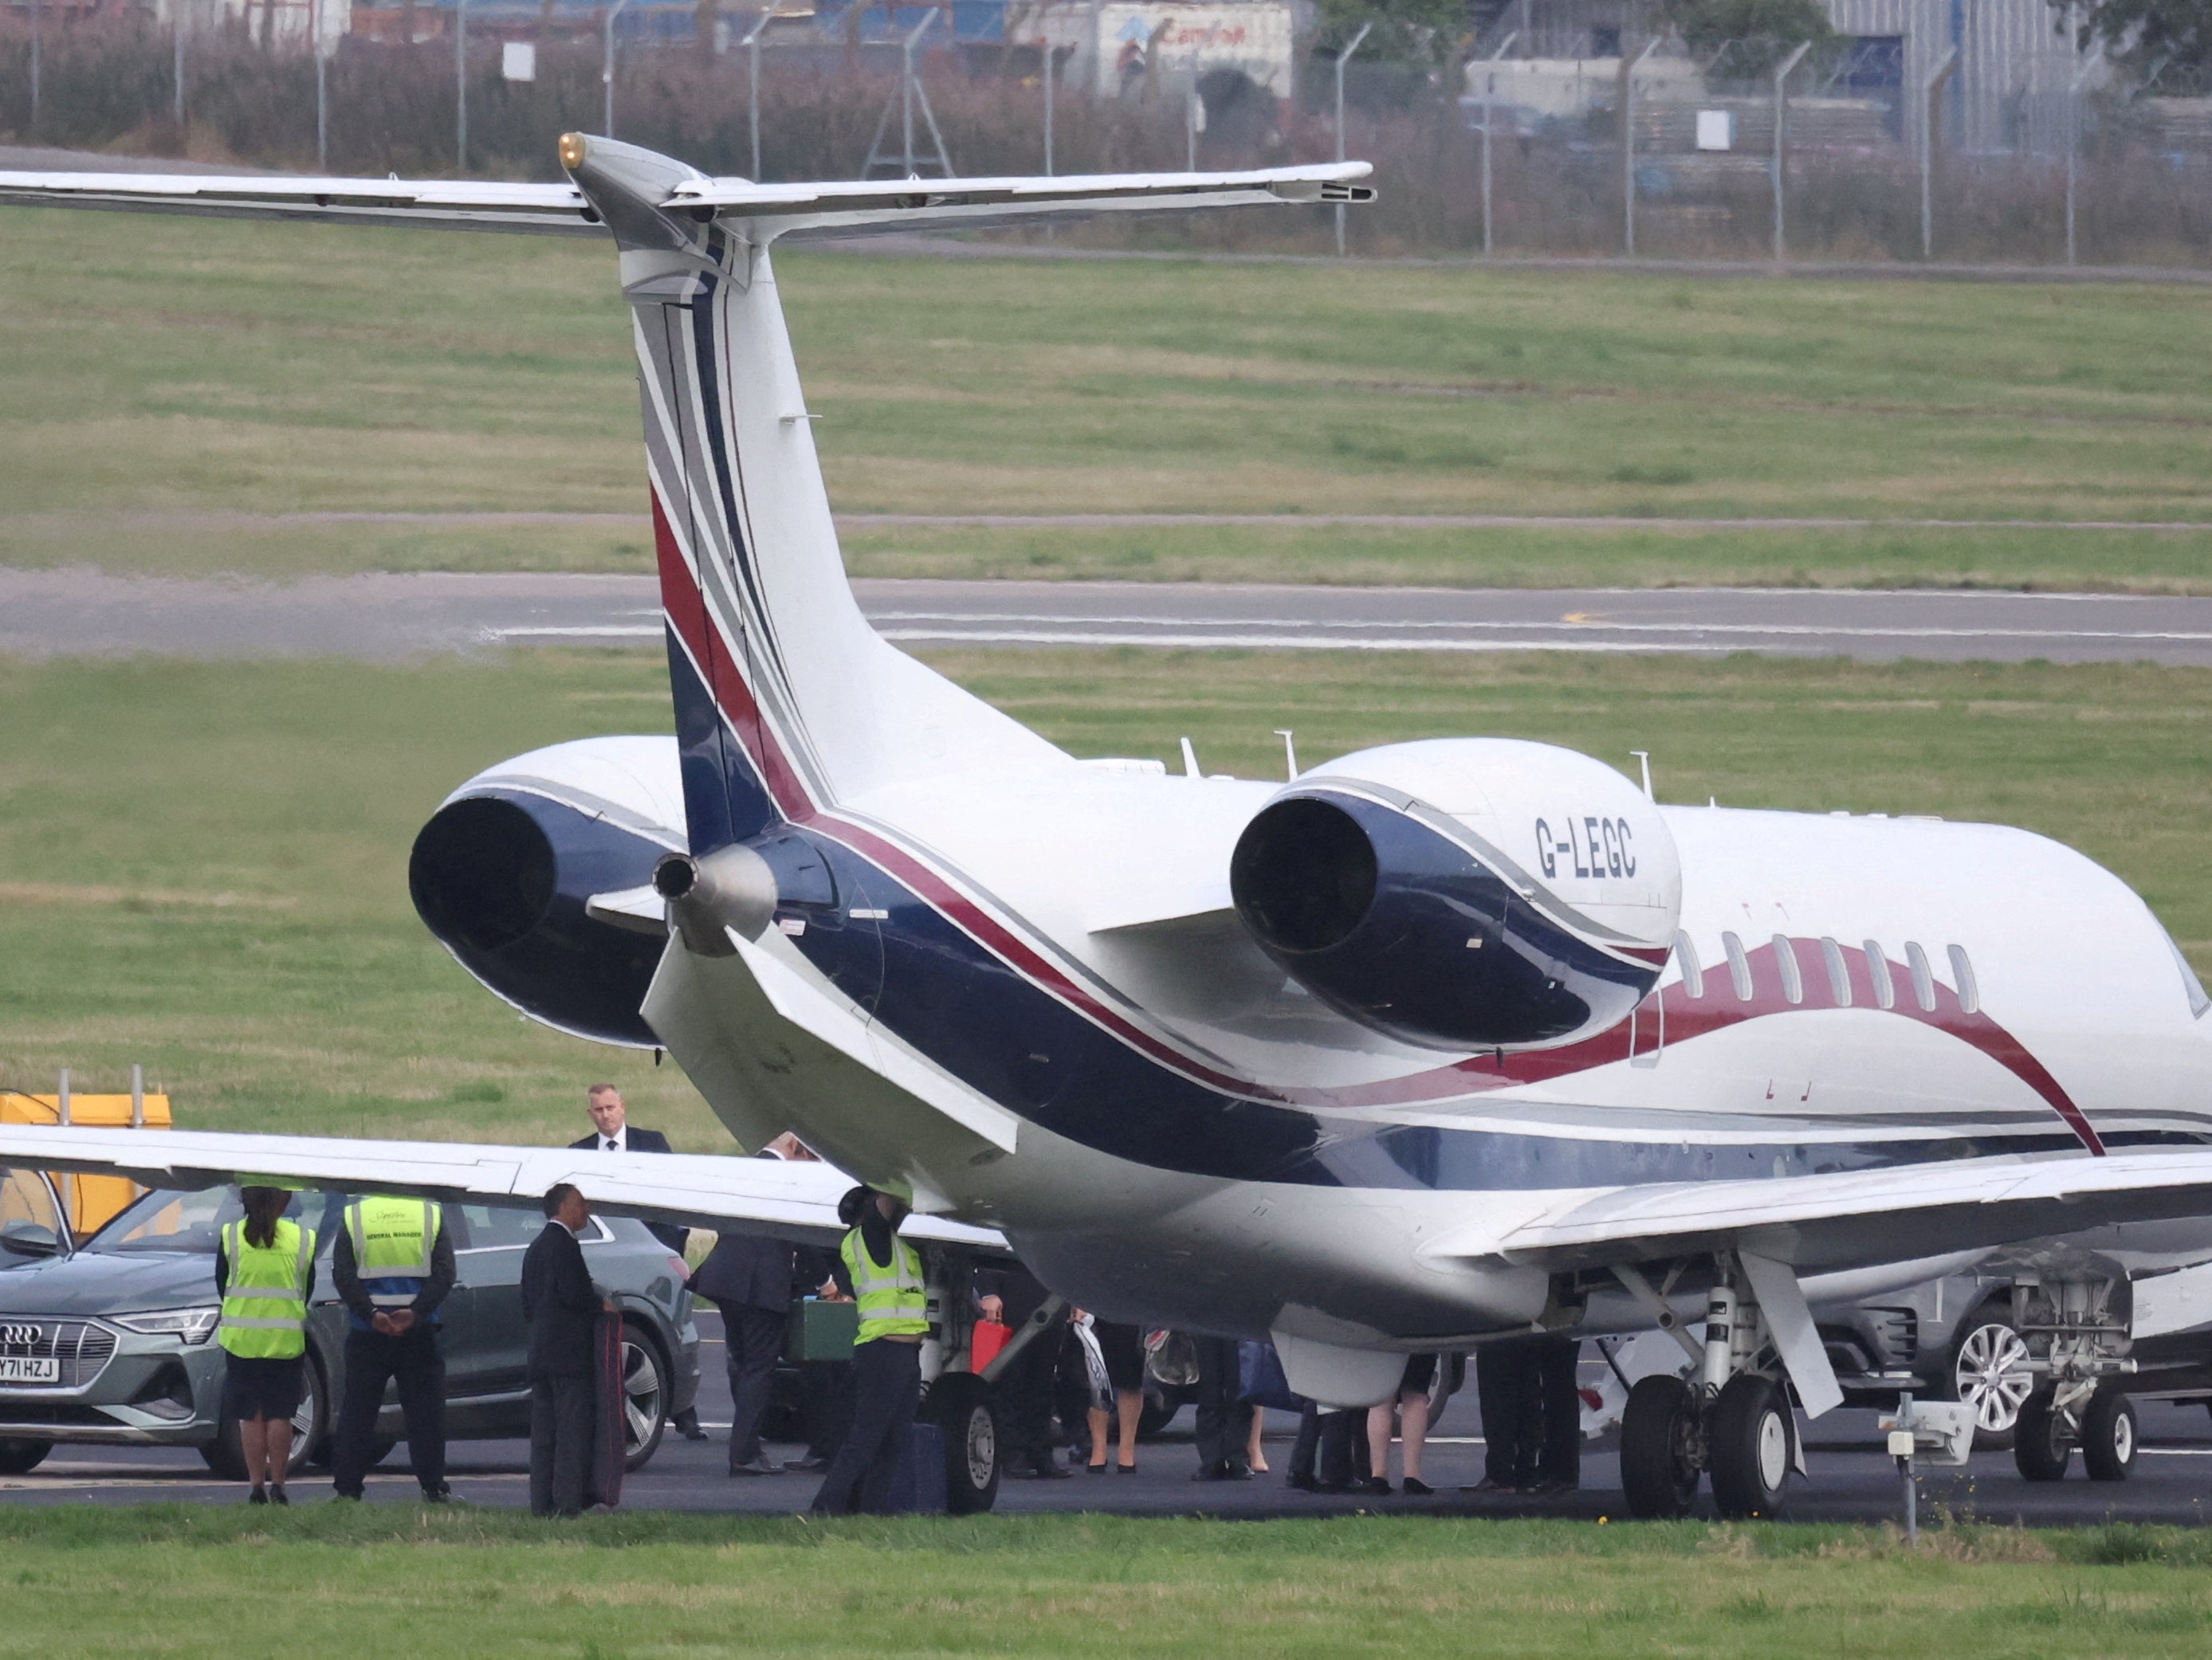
[784,1297,859,1363]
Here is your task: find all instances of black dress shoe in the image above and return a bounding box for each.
[787,1454,831,1474]
[1086,1461,1109,1474]
[1359,1476,1392,1495]
[1190,1465,1231,1482]
[1401,1477,1435,1496]
[1030,1462,1075,1481]
[1286,1473,1319,1492]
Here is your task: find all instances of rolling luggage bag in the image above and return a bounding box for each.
[584,1310,627,1509]
[882,1421,948,1514]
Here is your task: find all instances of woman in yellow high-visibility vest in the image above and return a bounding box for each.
[214,1186,316,1505]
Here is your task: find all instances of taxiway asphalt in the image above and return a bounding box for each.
[5,569,2211,666]
[3,1310,2207,1524]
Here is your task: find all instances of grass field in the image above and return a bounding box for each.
[0,646,2206,1147]
[6,207,2212,590]
[3,1509,2211,1658]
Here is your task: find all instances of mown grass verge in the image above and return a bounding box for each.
[3,1509,2211,1658]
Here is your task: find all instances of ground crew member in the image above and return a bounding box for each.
[214,1185,316,1505]
[330,1191,458,1502]
[811,1186,927,1514]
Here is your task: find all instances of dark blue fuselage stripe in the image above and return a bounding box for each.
[756,827,2179,1191]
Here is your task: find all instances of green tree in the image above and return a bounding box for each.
[1660,0,1834,69]
[1311,0,1474,66]
[2059,0,2212,91]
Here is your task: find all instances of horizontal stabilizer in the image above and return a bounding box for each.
[0,1124,1007,1252]
[0,171,599,234]
[0,155,1371,245]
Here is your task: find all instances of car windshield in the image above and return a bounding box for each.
[85,1187,339,1255]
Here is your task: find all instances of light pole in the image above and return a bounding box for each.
[605,0,633,139]
[174,0,187,129]
[1333,22,1371,257]
[1040,5,1055,176]
[455,0,470,168]
[2065,34,2099,267]
[1477,30,1516,257]
[27,0,37,137]
[315,0,329,169]
[742,6,772,178]
[1919,46,1959,260]
[1770,40,1812,264]
[1621,36,1658,256]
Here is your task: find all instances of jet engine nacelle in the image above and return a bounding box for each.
[408,736,684,1048]
[1228,738,1683,1051]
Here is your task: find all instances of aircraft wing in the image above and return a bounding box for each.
[0,1125,1007,1254]
[1436,1148,2212,1276]
[0,159,1370,243]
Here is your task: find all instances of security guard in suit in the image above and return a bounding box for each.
[330,1193,457,1501]
[810,1187,928,1514]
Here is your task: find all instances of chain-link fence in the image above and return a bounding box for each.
[5,3,2212,265]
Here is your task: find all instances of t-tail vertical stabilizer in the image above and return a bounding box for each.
[561,135,1064,853]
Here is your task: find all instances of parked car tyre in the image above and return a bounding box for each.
[1936,1308,2033,1451]
[2013,1389,2073,1482]
[0,1438,50,1475]
[925,1370,1000,1515]
[619,1321,669,1472]
[200,1352,327,1481]
[2081,1387,2138,1483]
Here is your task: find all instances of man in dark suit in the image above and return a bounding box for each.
[689,1149,810,1477]
[572,1084,707,1440]
[521,1182,612,1518]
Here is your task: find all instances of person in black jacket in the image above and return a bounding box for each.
[689,1149,833,1477]
[571,1084,705,1439]
[522,1183,612,1517]
[328,1197,458,1503]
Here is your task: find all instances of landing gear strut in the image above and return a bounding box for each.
[1614,1255,1814,1521]
[2007,1274,2136,1484]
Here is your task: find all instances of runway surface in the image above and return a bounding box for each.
[3,1309,2208,1523]
[6,569,2211,665]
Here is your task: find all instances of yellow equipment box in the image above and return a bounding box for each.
[1,1087,171,1238]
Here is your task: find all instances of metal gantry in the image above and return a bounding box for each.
[604,0,634,140]
[862,12,953,179]
[1475,31,1516,258]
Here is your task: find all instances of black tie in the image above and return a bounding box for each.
[603,1137,616,1152]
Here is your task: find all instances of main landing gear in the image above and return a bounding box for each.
[1615,1257,1813,1521]
[2006,1275,2137,1485]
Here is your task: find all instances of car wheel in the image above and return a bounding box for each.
[1939,1312,2033,1451]
[924,1371,1000,1515]
[0,1438,49,1475]
[1620,1373,1702,1520]
[2081,1388,2137,1483]
[619,1324,670,1472]
[1708,1373,1792,1521]
[2014,1389,2072,1481]
[1424,1352,1467,1434]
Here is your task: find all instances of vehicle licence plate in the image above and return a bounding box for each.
[0,1356,58,1384]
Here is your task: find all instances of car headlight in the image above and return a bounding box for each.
[112,1306,222,1345]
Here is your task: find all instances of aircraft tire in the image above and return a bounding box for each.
[925,1371,1000,1515]
[2013,1390,2073,1481]
[1619,1374,1701,1520]
[2081,1387,2137,1482]
[1708,1373,1791,1520]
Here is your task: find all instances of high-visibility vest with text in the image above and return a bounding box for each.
[839,1225,927,1342]
[346,1195,442,1322]
[218,1216,314,1360]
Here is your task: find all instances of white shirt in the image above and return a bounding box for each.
[598,1128,627,1153]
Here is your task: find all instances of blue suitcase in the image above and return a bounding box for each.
[883,1420,947,1514]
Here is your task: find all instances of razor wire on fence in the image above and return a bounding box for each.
[5,2,2212,267]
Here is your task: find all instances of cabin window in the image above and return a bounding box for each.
[1773,934,1803,1004]
[1673,932,1703,999]
[1905,941,1937,1011]
[1863,941,1896,1010]
[1821,937,1853,1007]
[1947,944,1980,1015]
[1722,931,1752,1001]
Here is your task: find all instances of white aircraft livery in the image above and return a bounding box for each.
[6,136,2212,1518]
